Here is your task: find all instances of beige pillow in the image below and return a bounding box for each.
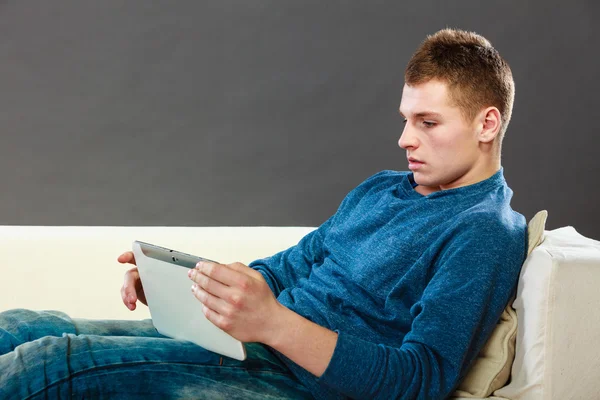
[452,210,548,398]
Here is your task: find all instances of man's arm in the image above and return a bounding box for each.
[248,215,333,297]
[313,218,527,399]
[248,170,391,296]
[189,259,337,376]
[189,215,526,399]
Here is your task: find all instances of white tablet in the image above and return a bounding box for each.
[132,240,246,361]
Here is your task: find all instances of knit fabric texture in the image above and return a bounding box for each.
[250,168,527,400]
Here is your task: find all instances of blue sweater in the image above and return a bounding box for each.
[249,169,527,400]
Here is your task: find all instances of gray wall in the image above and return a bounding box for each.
[1,1,599,239]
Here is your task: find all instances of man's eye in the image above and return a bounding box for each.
[402,118,408,124]
[423,121,436,128]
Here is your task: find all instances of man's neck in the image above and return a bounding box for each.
[414,185,441,196]
[414,160,502,196]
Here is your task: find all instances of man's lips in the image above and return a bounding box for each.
[407,157,424,170]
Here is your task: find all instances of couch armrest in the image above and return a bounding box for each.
[495,227,600,400]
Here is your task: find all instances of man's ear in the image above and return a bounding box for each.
[478,107,501,144]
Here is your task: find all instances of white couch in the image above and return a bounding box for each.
[1,225,599,399]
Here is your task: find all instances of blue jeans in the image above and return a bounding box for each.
[0,309,313,399]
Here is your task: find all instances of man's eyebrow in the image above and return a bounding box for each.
[398,110,443,118]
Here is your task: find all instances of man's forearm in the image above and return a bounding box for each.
[265,304,338,377]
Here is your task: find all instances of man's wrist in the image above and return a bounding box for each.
[260,303,338,378]
[262,302,296,348]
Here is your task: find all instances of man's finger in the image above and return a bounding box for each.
[122,268,139,303]
[120,284,136,310]
[224,262,263,280]
[197,261,250,289]
[117,251,136,265]
[191,285,233,318]
[189,268,230,300]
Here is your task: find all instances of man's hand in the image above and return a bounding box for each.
[117,251,148,311]
[188,261,284,344]
[190,260,338,377]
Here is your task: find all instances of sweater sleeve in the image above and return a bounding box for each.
[248,215,334,297]
[317,217,527,399]
[249,170,394,297]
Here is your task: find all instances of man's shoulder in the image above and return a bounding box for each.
[462,207,525,233]
[448,171,526,237]
[450,205,527,256]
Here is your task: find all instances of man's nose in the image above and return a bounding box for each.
[398,124,418,150]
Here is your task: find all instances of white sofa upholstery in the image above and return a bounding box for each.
[0,226,315,321]
[1,225,599,399]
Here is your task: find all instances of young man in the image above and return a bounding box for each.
[0,28,526,399]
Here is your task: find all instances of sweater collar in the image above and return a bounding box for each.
[400,168,506,199]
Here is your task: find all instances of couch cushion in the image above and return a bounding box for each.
[493,225,600,400]
[452,210,548,398]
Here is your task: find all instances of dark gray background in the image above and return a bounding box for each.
[1,1,598,239]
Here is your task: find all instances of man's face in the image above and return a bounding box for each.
[398,80,483,191]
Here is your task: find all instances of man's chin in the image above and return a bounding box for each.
[412,171,430,186]
[412,173,442,193]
